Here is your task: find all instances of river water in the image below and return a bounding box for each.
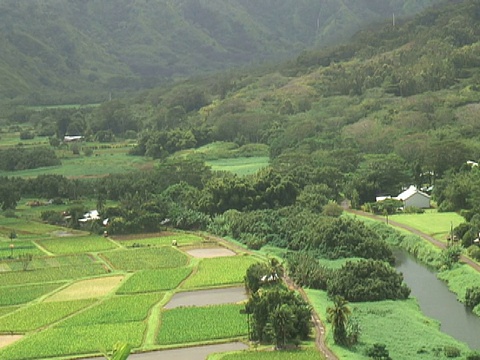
[395,250,480,350]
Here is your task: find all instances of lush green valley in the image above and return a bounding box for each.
[2,0,480,359]
[0,0,442,105]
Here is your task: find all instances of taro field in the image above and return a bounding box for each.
[0,226,268,359]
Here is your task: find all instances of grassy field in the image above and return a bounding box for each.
[307,289,471,360]
[389,211,464,241]
[157,304,248,345]
[217,348,323,360]
[207,157,270,176]
[181,255,260,289]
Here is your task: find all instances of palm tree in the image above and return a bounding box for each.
[327,295,351,345]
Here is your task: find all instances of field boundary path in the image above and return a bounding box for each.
[210,234,338,360]
[345,208,480,272]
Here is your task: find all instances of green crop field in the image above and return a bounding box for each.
[101,247,189,271]
[115,233,205,248]
[36,235,118,254]
[59,293,162,327]
[0,263,107,285]
[0,216,62,235]
[182,255,260,289]
[219,348,322,360]
[0,240,45,259]
[157,304,247,345]
[0,283,64,306]
[0,322,146,360]
[116,267,192,294]
[207,157,269,176]
[0,299,96,332]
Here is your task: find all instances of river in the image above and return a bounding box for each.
[395,250,480,350]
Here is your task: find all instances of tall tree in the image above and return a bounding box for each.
[327,296,351,345]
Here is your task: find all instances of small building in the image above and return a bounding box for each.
[395,186,430,209]
[63,135,84,142]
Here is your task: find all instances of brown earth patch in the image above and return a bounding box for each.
[185,247,236,258]
[45,275,125,302]
[0,335,23,349]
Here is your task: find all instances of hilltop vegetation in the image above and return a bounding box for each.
[0,0,442,105]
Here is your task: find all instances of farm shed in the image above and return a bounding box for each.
[395,186,430,209]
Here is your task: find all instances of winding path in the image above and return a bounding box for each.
[346,208,480,272]
[210,234,338,360]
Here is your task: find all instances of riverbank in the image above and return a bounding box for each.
[307,289,471,360]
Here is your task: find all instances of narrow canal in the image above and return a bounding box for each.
[395,250,480,350]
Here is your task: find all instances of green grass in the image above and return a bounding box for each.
[36,235,118,254]
[0,283,65,306]
[157,304,247,345]
[4,253,98,271]
[59,293,162,327]
[0,216,62,236]
[116,233,205,248]
[0,151,154,178]
[0,306,19,318]
[0,240,45,259]
[0,263,107,285]
[307,289,471,360]
[389,211,464,241]
[207,157,269,176]
[0,322,146,360]
[101,247,189,271]
[0,299,96,332]
[219,349,323,360]
[437,264,480,302]
[182,255,260,289]
[116,267,192,294]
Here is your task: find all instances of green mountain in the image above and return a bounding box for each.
[0,0,442,105]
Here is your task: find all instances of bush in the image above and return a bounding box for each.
[444,345,461,358]
[366,343,392,360]
[468,245,480,261]
[19,131,35,140]
[465,286,480,308]
[327,259,411,302]
[467,351,480,360]
[404,206,425,214]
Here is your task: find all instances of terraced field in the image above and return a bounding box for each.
[0,229,261,359]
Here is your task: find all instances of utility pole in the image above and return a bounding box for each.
[393,13,395,28]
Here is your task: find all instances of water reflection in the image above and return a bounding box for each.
[395,250,480,350]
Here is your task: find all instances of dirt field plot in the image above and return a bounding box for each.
[45,276,125,302]
[101,247,189,271]
[165,287,247,309]
[185,247,236,258]
[0,335,23,350]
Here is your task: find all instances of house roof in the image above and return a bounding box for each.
[396,186,430,201]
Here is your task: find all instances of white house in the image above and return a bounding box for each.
[395,186,430,209]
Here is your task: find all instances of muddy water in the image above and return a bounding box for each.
[395,250,480,350]
[81,342,248,360]
[164,286,247,309]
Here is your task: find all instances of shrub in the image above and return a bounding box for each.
[327,259,411,302]
[467,245,480,261]
[19,131,35,140]
[404,206,425,214]
[467,351,480,360]
[366,343,391,360]
[444,345,461,358]
[465,286,480,308]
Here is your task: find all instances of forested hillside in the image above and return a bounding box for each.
[0,0,442,105]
